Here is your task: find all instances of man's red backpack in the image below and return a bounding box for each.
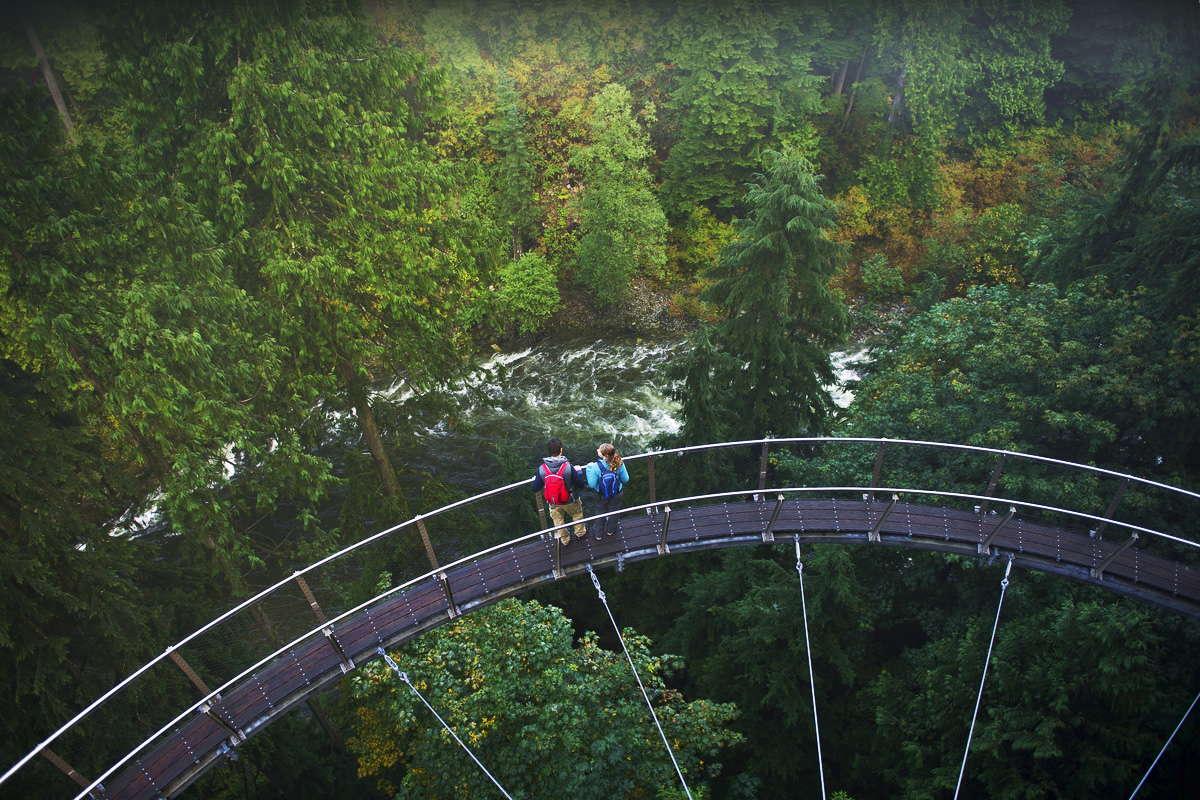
[542,462,571,505]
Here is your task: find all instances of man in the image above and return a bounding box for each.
[532,437,587,545]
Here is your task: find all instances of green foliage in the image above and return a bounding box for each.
[861,252,904,298]
[488,69,540,260]
[1051,0,1200,126]
[572,83,668,304]
[666,546,883,794]
[868,597,1193,799]
[0,360,215,782]
[667,204,736,281]
[698,149,850,439]
[660,0,828,216]
[499,251,559,335]
[812,282,1200,504]
[1033,72,1200,319]
[347,598,741,798]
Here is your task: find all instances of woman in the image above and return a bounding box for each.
[585,443,629,539]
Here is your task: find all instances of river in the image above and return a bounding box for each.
[378,332,862,496]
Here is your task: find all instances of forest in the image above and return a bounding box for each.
[2,0,1199,797]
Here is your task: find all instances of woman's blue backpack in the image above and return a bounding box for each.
[597,462,622,498]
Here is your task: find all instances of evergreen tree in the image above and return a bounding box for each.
[659,0,828,216]
[104,1,495,535]
[699,149,849,440]
[1033,71,1200,318]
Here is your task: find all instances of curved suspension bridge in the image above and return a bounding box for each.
[4,437,1200,799]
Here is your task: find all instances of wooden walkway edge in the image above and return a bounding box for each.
[104,497,1200,799]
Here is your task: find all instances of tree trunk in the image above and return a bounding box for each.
[887,65,907,127]
[23,18,76,145]
[338,359,440,567]
[840,45,870,131]
[339,359,406,506]
[831,58,850,96]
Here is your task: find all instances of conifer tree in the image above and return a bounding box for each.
[699,149,849,439]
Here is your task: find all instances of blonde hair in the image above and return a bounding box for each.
[599,443,622,471]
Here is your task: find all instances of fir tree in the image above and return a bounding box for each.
[699,149,849,440]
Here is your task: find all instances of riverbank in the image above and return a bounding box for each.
[542,275,913,346]
[546,277,698,337]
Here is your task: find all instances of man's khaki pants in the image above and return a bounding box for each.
[549,497,587,543]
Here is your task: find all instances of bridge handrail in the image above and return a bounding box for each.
[76,481,1198,800]
[622,437,1200,501]
[5,436,1197,796]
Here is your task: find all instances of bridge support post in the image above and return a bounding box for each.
[417,518,439,570]
[295,574,328,625]
[40,748,103,797]
[658,507,672,555]
[552,536,564,579]
[167,648,212,697]
[648,456,657,513]
[536,495,549,531]
[868,495,898,543]
[250,597,346,752]
[865,440,888,504]
[201,700,246,744]
[758,438,771,493]
[978,506,1017,554]
[1093,533,1139,580]
[763,495,784,543]
[976,454,1008,517]
[1091,478,1131,540]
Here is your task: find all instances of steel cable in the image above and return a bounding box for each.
[954,556,1013,799]
[1128,689,1200,799]
[587,564,694,800]
[794,536,828,800]
[375,647,514,800]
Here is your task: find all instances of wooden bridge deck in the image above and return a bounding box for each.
[106,497,1200,799]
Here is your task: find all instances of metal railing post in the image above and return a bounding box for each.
[437,571,459,619]
[417,517,439,570]
[979,506,1017,553]
[322,626,356,674]
[758,437,771,493]
[648,455,658,513]
[295,574,329,625]
[40,748,101,796]
[1093,533,1139,579]
[658,507,672,555]
[168,649,212,697]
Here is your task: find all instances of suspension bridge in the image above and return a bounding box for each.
[4,437,1199,799]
